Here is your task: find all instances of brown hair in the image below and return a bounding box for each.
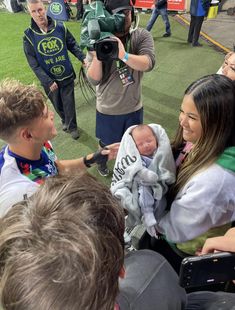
[0,79,45,142]
[171,74,235,196]
[0,173,125,310]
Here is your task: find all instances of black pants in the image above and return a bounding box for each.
[76,0,84,20]
[187,15,204,45]
[44,80,77,131]
[138,231,184,274]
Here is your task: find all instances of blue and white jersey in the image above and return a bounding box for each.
[0,142,58,217]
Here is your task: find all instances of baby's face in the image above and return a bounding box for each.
[132,127,158,157]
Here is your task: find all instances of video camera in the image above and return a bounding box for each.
[86,17,121,61]
[80,0,132,61]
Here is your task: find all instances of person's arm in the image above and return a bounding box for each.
[155,167,235,243]
[86,51,103,84]
[201,228,235,254]
[115,36,153,72]
[55,142,119,174]
[23,36,54,87]
[65,28,86,63]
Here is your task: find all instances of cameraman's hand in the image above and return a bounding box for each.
[112,36,151,71]
[111,36,126,60]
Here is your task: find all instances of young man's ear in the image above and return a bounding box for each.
[119,266,125,279]
[21,128,32,141]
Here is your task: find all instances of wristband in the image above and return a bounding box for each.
[121,52,129,63]
[83,148,109,168]
[83,156,91,168]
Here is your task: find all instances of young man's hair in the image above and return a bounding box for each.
[0,173,125,310]
[0,79,45,142]
[171,74,235,196]
[27,0,43,5]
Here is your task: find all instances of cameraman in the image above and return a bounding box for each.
[86,0,155,176]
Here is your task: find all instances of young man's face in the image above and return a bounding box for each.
[27,1,48,29]
[29,106,57,144]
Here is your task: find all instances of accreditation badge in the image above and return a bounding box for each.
[117,66,134,87]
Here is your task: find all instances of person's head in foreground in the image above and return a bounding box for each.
[222,52,235,81]
[171,74,235,195]
[0,173,125,310]
[0,78,56,145]
[131,124,158,157]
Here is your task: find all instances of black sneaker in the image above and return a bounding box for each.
[97,163,109,177]
[192,42,203,47]
[163,33,171,37]
[62,124,68,131]
[70,129,80,140]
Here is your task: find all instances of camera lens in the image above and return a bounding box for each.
[100,42,113,55]
[95,39,119,61]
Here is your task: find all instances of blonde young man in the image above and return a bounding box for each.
[0,79,119,217]
[24,0,85,139]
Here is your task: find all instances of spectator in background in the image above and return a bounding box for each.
[146,0,171,37]
[0,173,187,310]
[217,52,235,80]
[86,0,155,177]
[0,79,119,217]
[187,0,210,47]
[24,0,85,140]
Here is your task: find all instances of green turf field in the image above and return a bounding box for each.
[0,9,225,185]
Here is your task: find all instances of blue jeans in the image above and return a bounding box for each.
[146,7,171,34]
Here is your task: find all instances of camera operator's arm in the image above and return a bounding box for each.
[201,227,235,254]
[115,36,151,72]
[86,51,103,85]
[66,29,86,63]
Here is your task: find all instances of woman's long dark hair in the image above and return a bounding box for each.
[171,74,235,197]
